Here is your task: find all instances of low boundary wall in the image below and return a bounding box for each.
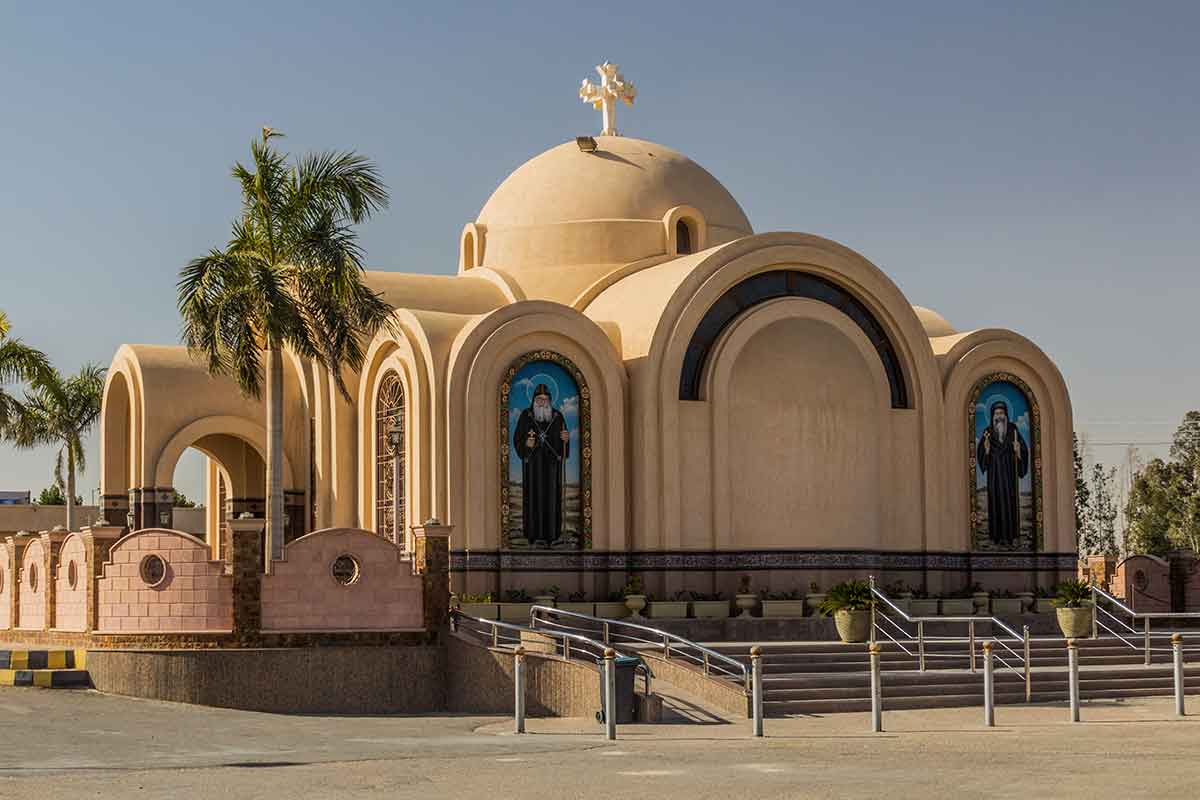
[445,633,600,717]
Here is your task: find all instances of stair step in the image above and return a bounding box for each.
[0,668,91,688]
[765,686,1200,715]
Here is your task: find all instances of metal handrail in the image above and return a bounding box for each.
[529,605,751,694]
[1089,583,1200,664]
[869,576,1031,701]
[451,609,653,693]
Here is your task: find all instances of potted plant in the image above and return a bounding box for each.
[819,580,874,643]
[623,575,647,619]
[457,592,499,620]
[804,581,826,615]
[498,588,535,622]
[533,585,559,608]
[971,583,990,615]
[1017,589,1036,613]
[690,591,730,619]
[648,590,690,619]
[990,589,1022,616]
[909,586,939,617]
[594,591,630,619]
[557,590,595,616]
[735,574,758,618]
[1053,580,1093,638]
[761,589,806,619]
[939,585,976,616]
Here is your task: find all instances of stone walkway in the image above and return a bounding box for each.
[2,687,1197,798]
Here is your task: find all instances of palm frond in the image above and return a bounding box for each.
[291,150,389,224]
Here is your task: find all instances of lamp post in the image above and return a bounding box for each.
[386,412,403,548]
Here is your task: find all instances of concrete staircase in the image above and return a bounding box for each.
[710,638,1200,715]
[0,649,90,689]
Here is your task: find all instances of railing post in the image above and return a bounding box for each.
[869,575,877,645]
[1023,625,1032,704]
[982,641,995,728]
[751,645,764,738]
[969,621,977,674]
[1090,586,1098,640]
[492,625,499,648]
[869,642,883,733]
[703,651,710,676]
[514,645,527,734]
[563,638,571,661]
[663,634,670,658]
[603,648,617,741]
[603,621,610,644]
[1173,633,1185,717]
[918,621,926,672]
[1068,639,1081,723]
[1145,618,1152,667]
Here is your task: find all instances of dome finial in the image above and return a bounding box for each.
[579,61,637,136]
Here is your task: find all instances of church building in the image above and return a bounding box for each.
[97,64,1076,601]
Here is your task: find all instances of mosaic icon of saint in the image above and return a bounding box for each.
[512,383,570,547]
[976,400,1029,546]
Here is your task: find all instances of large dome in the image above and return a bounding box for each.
[476,136,752,234]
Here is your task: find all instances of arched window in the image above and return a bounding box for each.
[675,219,693,255]
[375,372,405,545]
[462,231,476,269]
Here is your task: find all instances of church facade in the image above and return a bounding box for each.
[98,130,1076,601]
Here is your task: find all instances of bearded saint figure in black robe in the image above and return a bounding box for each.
[976,400,1030,546]
[513,384,570,547]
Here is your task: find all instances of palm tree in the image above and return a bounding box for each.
[8,364,105,531]
[178,128,392,559]
[0,309,51,436]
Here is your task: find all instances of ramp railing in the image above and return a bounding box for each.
[1090,583,1200,666]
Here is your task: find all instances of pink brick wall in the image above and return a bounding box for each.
[17,539,46,630]
[54,534,88,632]
[1114,555,1172,613]
[0,551,11,630]
[261,528,424,632]
[97,529,233,633]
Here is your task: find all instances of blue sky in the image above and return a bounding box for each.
[2,1,1197,504]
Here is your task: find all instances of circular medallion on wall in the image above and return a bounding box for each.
[331,554,361,586]
[28,563,38,593]
[139,554,167,588]
[67,560,79,590]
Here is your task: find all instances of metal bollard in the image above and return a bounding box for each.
[869,642,883,733]
[514,645,526,734]
[750,645,764,737]
[1173,633,1185,717]
[982,641,995,727]
[603,648,617,741]
[1067,639,1080,723]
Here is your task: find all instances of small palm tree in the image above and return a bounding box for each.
[178,128,392,556]
[0,309,51,436]
[8,365,105,531]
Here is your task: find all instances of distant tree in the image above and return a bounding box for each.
[1125,458,1183,556]
[1086,464,1121,557]
[35,485,83,506]
[1169,411,1200,468]
[8,365,105,531]
[1073,433,1091,551]
[178,128,392,556]
[172,490,196,508]
[0,309,50,436]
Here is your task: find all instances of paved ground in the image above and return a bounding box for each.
[1,686,1198,799]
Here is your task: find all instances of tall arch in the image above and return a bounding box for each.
[374,371,406,545]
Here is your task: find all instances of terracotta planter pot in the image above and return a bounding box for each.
[834,609,872,643]
[1057,606,1093,638]
[1017,592,1036,613]
[972,592,991,614]
[690,600,731,619]
[761,600,806,619]
[624,594,647,618]
[805,593,826,614]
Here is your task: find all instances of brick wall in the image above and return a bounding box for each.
[54,534,87,632]
[97,529,233,633]
[261,528,423,632]
[1113,555,1172,613]
[17,538,46,630]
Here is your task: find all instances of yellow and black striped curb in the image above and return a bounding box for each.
[0,649,87,670]
[0,668,90,688]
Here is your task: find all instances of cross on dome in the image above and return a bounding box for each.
[579,61,637,136]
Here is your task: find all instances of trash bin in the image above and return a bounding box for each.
[595,655,641,724]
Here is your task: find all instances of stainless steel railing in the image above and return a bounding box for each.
[528,605,751,695]
[868,576,1031,702]
[1090,583,1200,666]
[451,608,653,693]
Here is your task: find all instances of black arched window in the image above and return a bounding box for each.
[677,270,910,408]
[375,373,405,543]
[675,219,693,255]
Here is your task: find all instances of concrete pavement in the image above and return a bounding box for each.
[1,686,1197,799]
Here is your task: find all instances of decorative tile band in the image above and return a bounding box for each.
[450,550,1078,573]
